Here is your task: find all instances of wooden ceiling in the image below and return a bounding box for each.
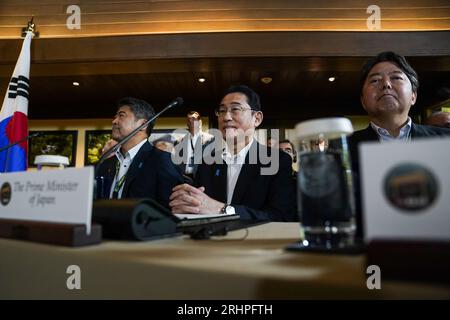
[1,55,449,128]
[1,0,449,39]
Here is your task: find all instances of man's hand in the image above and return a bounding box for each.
[169,183,224,214]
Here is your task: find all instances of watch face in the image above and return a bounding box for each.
[225,205,235,215]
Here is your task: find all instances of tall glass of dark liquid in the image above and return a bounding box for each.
[295,118,356,250]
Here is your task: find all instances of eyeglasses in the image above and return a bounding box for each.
[215,106,254,117]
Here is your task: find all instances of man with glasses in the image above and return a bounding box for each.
[169,85,297,221]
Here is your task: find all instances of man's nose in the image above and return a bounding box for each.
[381,77,392,90]
[223,109,233,121]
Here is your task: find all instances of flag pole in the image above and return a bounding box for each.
[21,18,39,38]
[0,19,37,172]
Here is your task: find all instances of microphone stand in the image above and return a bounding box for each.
[94,97,183,176]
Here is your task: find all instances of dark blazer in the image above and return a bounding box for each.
[96,141,183,208]
[349,123,450,167]
[194,141,298,222]
[348,123,450,238]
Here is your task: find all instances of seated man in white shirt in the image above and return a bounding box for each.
[95,97,183,208]
[169,85,297,221]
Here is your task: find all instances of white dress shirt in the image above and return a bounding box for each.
[370,117,412,142]
[109,139,147,199]
[184,133,200,174]
[222,138,255,205]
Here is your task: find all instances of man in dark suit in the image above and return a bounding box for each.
[96,97,183,208]
[348,51,450,238]
[169,85,297,221]
[279,139,298,179]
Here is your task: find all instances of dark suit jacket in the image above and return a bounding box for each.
[194,141,298,222]
[96,141,183,208]
[349,123,450,168]
[348,123,450,238]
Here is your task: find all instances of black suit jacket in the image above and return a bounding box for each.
[348,123,450,238]
[96,141,183,208]
[349,123,450,167]
[194,141,298,222]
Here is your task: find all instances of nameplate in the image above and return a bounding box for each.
[360,137,450,242]
[0,167,94,234]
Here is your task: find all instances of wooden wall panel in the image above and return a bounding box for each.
[0,0,449,39]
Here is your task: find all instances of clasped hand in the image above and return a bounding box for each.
[169,184,224,214]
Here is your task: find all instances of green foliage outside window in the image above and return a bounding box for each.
[28,131,77,167]
[85,131,111,165]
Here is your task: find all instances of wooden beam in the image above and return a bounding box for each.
[0,31,449,66]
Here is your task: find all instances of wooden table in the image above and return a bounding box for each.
[0,223,448,299]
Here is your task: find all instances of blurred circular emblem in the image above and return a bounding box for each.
[384,163,438,212]
[0,182,12,206]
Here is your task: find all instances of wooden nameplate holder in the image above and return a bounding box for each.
[0,218,102,247]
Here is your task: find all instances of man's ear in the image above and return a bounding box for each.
[254,111,263,128]
[138,119,148,132]
[411,91,417,106]
[360,95,368,112]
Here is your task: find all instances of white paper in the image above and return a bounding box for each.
[175,213,237,220]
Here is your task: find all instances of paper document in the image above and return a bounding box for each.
[175,213,238,220]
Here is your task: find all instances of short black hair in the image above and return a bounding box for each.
[360,51,419,93]
[279,139,295,149]
[223,85,262,111]
[187,111,201,118]
[116,97,155,136]
[279,139,297,162]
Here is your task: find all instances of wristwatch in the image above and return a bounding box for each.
[220,204,235,215]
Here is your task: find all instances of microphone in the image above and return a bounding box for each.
[95,97,184,171]
[167,97,184,109]
[0,131,41,153]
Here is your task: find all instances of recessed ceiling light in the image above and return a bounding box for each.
[261,77,272,84]
[72,81,80,86]
[328,77,336,82]
[198,77,206,83]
